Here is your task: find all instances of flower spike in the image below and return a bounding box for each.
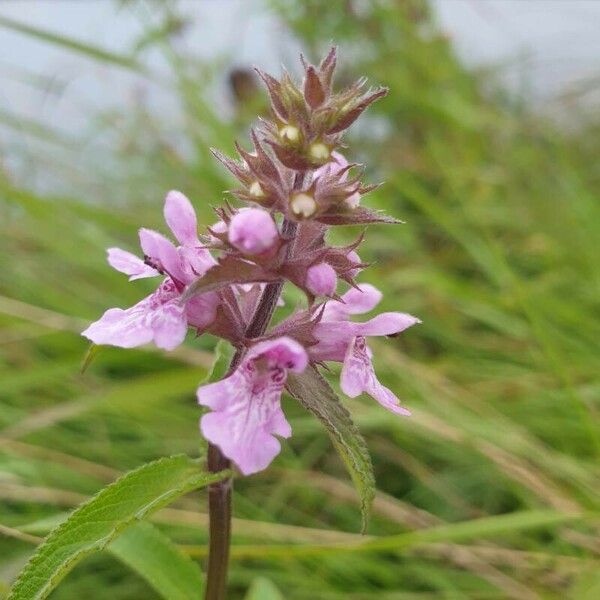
[82,49,419,485]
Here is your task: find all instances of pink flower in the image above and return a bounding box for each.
[311,284,420,415]
[228,208,278,255]
[82,279,188,351]
[197,337,308,475]
[82,191,219,350]
[306,262,337,296]
[313,151,361,209]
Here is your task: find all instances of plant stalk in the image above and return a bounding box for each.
[203,172,305,600]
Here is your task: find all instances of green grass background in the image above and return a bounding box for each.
[1,1,599,598]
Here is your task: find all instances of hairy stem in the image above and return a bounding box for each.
[205,445,232,600]
[204,171,305,600]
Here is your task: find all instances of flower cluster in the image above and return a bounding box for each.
[83,49,420,475]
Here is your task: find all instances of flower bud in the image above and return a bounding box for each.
[279,124,301,144]
[248,180,265,198]
[306,262,337,296]
[309,142,330,163]
[208,219,228,243]
[347,250,362,278]
[290,193,317,219]
[345,191,361,209]
[228,208,278,255]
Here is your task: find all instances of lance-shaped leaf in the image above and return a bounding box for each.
[182,256,278,301]
[286,367,375,532]
[109,522,204,600]
[318,207,403,226]
[6,455,230,600]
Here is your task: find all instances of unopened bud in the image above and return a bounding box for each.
[309,142,330,162]
[208,219,228,243]
[347,250,362,278]
[228,208,278,255]
[248,180,265,198]
[290,193,317,219]
[344,191,361,209]
[279,124,300,144]
[306,262,337,296]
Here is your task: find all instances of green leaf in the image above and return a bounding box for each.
[7,454,230,600]
[201,340,236,385]
[80,343,104,374]
[245,576,284,600]
[20,516,204,599]
[286,367,375,533]
[109,522,203,600]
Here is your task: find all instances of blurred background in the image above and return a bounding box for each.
[1,1,599,598]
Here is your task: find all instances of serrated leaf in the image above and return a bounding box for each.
[201,339,236,385]
[245,576,284,600]
[286,367,375,532]
[7,455,230,600]
[21,515,206,599]
[110,522,203,600]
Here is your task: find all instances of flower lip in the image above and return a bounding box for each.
[197,335,308,475]
[82,278,188,351]
[247,336,308,373]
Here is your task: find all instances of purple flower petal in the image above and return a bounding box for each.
[199,369,291,475]
[179,246,216,281]
[106,247,158,281]
[82,305,155,348]
[248,337,308,372]
[185,291,220,330]
[197,337,307,475]
[228,208,279,255]
[313,151,349,181]
[164,190,198,246]
[311,321,357,362]
[323,283,382,320]
[351,312,421,337]
[139,228,185,283]
[340,336,410,416]
[82,280,187,351]
[306,262,337,297]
